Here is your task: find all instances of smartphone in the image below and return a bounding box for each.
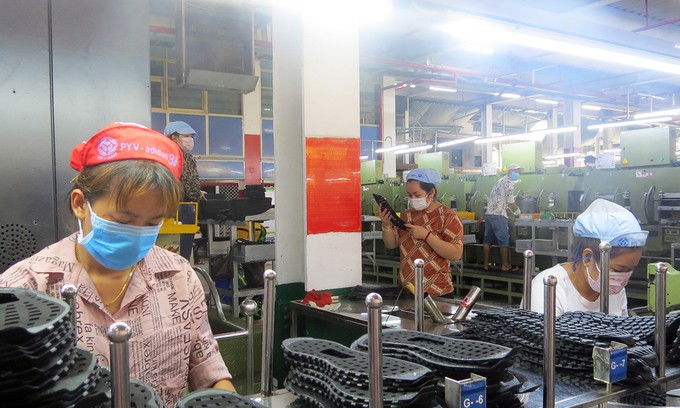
[373,194,408,230]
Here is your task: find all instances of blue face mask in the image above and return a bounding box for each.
[78,202,162,270]
[509,171,521,181]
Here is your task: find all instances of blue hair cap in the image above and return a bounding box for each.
[573,199,648,247]
[163,121,196,137]
[406,168,441,185]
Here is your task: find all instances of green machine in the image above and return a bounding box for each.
[647,262,680,312]
[360,182,393,215]
[620,127,676,167]
[361,160,384,185]
[515,170,584,215]
[415,152,450,176]
[501,141,543,173]
[437,176,468,211]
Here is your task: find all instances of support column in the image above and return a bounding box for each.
[543,108,559,156]
[243,60,263,184]
[563,99,583,167]
[481,104,494,166]
[381,76,397,178]
[273,6,362,289]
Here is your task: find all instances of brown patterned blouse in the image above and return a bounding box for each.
[397,203,464,296]
[180,149,202,202]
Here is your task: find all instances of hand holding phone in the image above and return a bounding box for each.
[373,194,408,230]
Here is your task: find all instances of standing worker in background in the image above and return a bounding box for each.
[483,164,522,272]
[164,121,205,261]
[528,199,647,316]
[1,123,235,407]
[379,168,464,297]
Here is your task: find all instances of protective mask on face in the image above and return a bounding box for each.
[608,270,633,295]
[585,264,601,293]
[584,262,633,295]
[181,137,194,152]
[509,172,521,181]
[78,202,162,270]
[409,196,430,211]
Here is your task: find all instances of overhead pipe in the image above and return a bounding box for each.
[367,55,679,112]
[366,56,609,100]
[378,75,463,151]
[634,15,680,31]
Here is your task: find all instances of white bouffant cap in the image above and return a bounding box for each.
[573,199,648,247]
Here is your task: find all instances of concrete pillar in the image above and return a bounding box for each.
[563,100,582,167]
[272,6,362,289]
[481,104,494,166]
[381,76,397,178]
[544,108,559,156]
[243,60,263,184]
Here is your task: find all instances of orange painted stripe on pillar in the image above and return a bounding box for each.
[244,133,262,185]
[306,137,361,234]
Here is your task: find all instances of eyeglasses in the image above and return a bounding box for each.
[173,133,195,139]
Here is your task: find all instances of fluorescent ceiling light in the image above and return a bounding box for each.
[437,136,480,147]
[542,126,578,135]
[601,148,621,154]
[582,105,602,111]
[535,99,559,105]
[474,132,543,144]
[544,152,583,160]
[475,126,577,144]
[587,117,672,130]
[394,144,433,154]
[634,108,680,119]
[375,144,408,153]
[429,85,458,93]
[444,17,680,76]
[360,155,369,160]
[638,93,665,101]
[542,160,558,165]
[462,44,495,54]
[500,93,521,99]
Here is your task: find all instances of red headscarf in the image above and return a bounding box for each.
[70,122,183,180]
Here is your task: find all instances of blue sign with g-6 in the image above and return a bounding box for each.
[461,380,486,408]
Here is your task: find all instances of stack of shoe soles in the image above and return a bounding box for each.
[282,337,439,407]
[176,389,264,408]
[465,308,680,393]
[0,288,164,408]
[87,368,165,408]
[351,329,538,408]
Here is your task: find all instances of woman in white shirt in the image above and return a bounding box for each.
[529,199,648,316]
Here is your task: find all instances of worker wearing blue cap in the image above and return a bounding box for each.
[379,168,464,297]
[164,121,205,261]
[528,199,648,316]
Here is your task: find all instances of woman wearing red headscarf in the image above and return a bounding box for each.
[0,123,234,407]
